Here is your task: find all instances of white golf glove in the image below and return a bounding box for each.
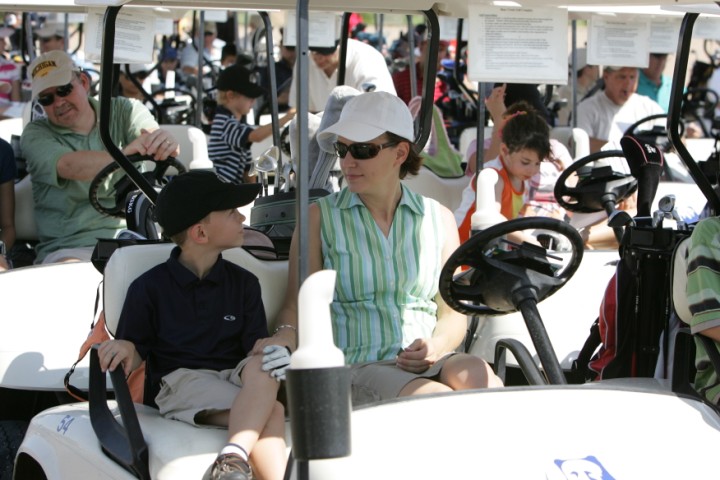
[262,345,291,381]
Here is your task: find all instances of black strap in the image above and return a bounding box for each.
[465,316,479,353]
[64,281,103,402]
[570,318,601,382]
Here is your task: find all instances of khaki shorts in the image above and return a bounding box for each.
[41,247,94,264]
[155,357,252,427]
[350,353,456,406]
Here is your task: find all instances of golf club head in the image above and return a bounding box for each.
[254,146,279,174]
[652,210,665,228]
[658,194,676,214]
[607,210,635,229]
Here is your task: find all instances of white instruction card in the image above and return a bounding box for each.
[466,5,568,85]
[649,17,681,54]
[693,15,720,40]
[284,11,338,48]
[439,16,468,41]
[84,8,155,64]
[587,15,650,68]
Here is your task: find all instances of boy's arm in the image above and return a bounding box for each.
[247,109,296,144]
[104,276,157,374]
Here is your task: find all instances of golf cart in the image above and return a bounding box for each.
[9,1,720,479]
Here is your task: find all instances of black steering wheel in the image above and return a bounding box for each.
[554,150,638,214]
[623,113,685,150]
[684,87,719,119]
[683,87,719,137]
[89,154,186,217]
[439,217,584,316]
[152,88,197,125]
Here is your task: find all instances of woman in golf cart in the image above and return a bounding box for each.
[270,91,502,405]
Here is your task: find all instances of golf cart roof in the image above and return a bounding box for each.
[72,0,720,18]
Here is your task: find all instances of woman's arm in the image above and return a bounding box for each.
[252,203,323,354]
[397,207,467,372]
[431,207,469,353]
[483,84,507,162]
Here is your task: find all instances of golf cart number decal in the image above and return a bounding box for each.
[57,415,75,435]
[553,456,616,480]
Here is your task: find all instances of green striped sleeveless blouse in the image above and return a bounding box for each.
[317,184,446,364]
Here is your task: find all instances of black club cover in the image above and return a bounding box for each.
[620,135,664,217]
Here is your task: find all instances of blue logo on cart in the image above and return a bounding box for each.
[554,456,615,480]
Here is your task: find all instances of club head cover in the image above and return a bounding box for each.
[620,135,664,217]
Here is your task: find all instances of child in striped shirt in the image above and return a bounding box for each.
[208,64,294,184]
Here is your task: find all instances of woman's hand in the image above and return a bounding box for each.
[395,338,443,373]
[250,328,296,356]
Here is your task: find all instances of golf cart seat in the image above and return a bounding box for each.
[671,236,692,325]
[104,243,289,336]
[550,126,590,161]
[401,166,467,212]
[668,233,719,400]
[157,124,211,170]
[91,242,290,478]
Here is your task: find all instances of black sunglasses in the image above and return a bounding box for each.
[333,141,398,160]
[38,82,74,107]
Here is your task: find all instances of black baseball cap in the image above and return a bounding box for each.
[154,171,261,237]
[216,64,265,98]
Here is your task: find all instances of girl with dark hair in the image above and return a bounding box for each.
[456,101,552,243]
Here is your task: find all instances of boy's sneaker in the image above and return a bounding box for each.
[210,453,253,480]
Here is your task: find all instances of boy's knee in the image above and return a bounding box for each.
[241,355,277,385]
[272,400,285,419]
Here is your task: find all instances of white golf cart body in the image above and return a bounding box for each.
[7,0,720,478]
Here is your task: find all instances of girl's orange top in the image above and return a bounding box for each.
[458,157,525,244]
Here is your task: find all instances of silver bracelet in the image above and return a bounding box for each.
[273,324,297,335]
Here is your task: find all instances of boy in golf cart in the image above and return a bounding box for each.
[98,171,291,480]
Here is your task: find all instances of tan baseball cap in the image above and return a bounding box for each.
[29,50,80,99]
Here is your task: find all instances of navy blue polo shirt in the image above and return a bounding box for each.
[115,247,268,401]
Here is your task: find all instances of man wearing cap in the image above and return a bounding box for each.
[637,53,672,112]
[209,64,295,184]
[576,65,664,153]
[99,170,289,480]
[118,63,159,102]
[158,46,181,86]
[556,48,599,126]
[20,50,180,264]
[35,23,66,54]
[288,38,396,113]
[180,23,222,76]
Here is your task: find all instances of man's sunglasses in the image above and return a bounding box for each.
[38,82,74,107]
[333,141,398,160]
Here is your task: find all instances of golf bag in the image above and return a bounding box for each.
[580,227,690,380]
[571,136,690,381]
